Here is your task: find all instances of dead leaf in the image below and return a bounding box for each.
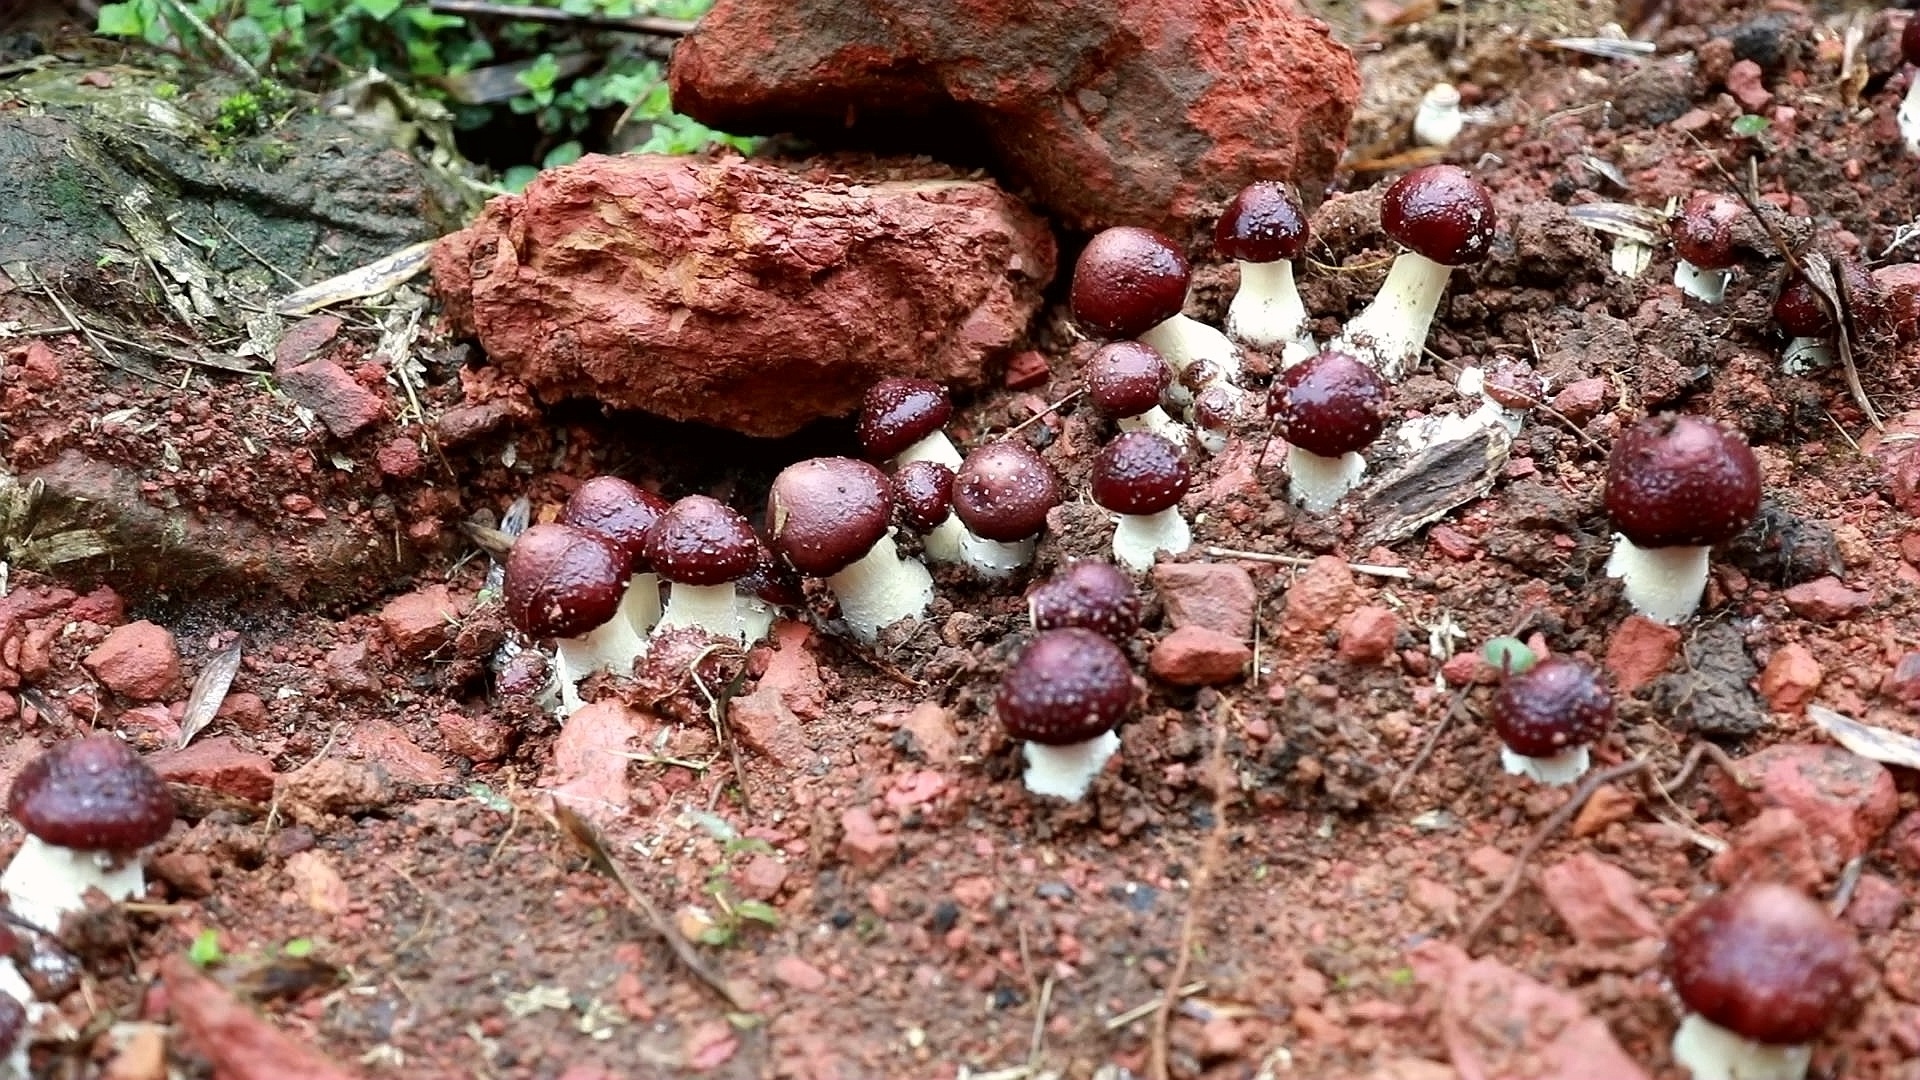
[1806,704,1920,769]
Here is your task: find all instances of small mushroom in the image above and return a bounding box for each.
[1666,882,1863,1080]
[1085,341,1189,444]
[0,736,175,934]
[1671,192,1747,304]
[950,442,1061,577]
[1899,17,1920,155]
[643,496,762,643]
[1071,226,1241,406]
[503,522,649,712]
[562,475,671,639]
[1214,181,1313,361]
[996,628,1136,801]
[1090,431,1193,573]
[768,457,935,643]
[1412,82,1463,148]
[891,459,967,566]
[1328,164,1496,379]
[1772,258,1879,374]
[1489,657,1614,786]
[858,377,962,469]
[1268,350,1390,513]
[1603,414,1761,625]
[1026,560,1140,642]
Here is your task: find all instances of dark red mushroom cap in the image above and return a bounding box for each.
[1380,164,1497,266]
[952,442,1061,542]
[1086,342,1174,419]
[996,628,1136,746]
[0,991,21,1057]
[1672,192,1746,271]
[893,460,955,533]
[561,476,670,574]
[1667,882,1863,1046]
[1027,560,1140,641]
[1774,274,1830,338]
[738,538,805,609]
[641,496,760,587]
[1214,181,1310,264]
[8,735,175,851]
[503,523,627,639]
[1091,431,1191,516]
[1268,350,1391,458]
[1604,414,1762,548]
[1192,386,1237,439]
[768,457,894,577]
[1070,226,1192,340]
[1489,657,1614,758]
[857,378,953,461]
[1904,16,1920,67]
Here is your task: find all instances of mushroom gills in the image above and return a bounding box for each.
[1327,250,1453,380]
[1111,507,1192,573]
[1671,1013,1812,1080]
[1021,730,1123,802]
[1674,260,1731,304]
[825,532,935,642]
[1499,744,1590,787]
[1286,446,1368,514]
[1605,538,1710,625]
[0,834,146,934]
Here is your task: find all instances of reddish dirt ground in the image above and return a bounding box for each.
[6,2,1920,1079]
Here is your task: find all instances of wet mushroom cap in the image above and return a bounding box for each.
[1672,192,1746,271]
[738,537,806,609]
[1268,350,1391,458]
[1086,341,1174,418]
[893,460,955,532]
[952,442,1061,542]
[1070,226,1192,340]
[1091,431,1192,516]
[641,496,761,587]
[768,457,895,577]
[857,378,954,460]
[1489,657,1615,758]
[1666,882,1863,1045]
[1027,560,1141,641]
[1604,414,1762,548]
[1773,273,1832,338]
[1904,15,1920,66]
[1380,164,1497,266]
[996,628,1136,745]
[503,523,628,638]
[8,735,175,851]
[1214,181,1310,263]
[561,476,671,573]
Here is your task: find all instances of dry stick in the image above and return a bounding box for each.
[1000,388,1085,439]
[428,0,696,35]
[1202,546,1413,580]
[1149,699,1232,1080]
[156,0,261,83]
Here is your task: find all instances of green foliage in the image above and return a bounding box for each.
[1481,635,1536,677]
[1730,114,1770,138]
[188,928,225,967]
[695,836,781,947]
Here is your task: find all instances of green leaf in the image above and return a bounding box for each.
[1731,113,1769,137]
[502,164,540,192]
[542,140,584,169]
[282,937,315,958]
[696,925,735,946]
[733,900,781,926]
[517,52,560,93]
[354,0,404,19]
[1481,636,1536,676]
[96,1,149,35]
[189,929,225,967]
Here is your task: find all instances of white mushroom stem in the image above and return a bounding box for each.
[1110,507,1192,573]
[1454,366,1528,436]
[1327,250,1454,380]
[891,431,964,471]
[620,573,663,636]
[1225,260,1311,353]
[1286,445,1368,514]
[0,835,146,934]
[1781,337,1833,374]
[919,517,968,566]
[958,529,1037,579]
[1116,406,1193,446]
[1499,744,1591,787]
[1140,314,1242,408]
[738,597,775,646]
[1674,259,1731,304]
[825,531,935,643]
[1413,83,1464,148]
[1605,537,1710,625]
[1021,730,1122,802]
[654,583,746,642]
[550,605,653,713]
[1670,1013,1811,1080]
[1901,74,1920,156]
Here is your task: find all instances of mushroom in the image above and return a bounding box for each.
[1666,882,1863,1080]
[996,628,1136,801]
[858,377,962,470]
[0,736,175,934]
[737,536,802,644]
[1772,258,1880,374]
[1090,431,1193,573]
[1026,560,1140,642]
[643,496,761,643]
[1671,192,1746,304]
[1070,226,1241,405]
[1328,164,1497,380]
[1900,17,1920,156]
[561,475,671,639]
[1412,83,1464,148]
[950,441,1061,577]
[1213,181,1313,362]
[1488,656,1614,786]
[891,460,967,566]
[1085,341,1189,444]
[768,457,935,643]
[503,522,649,712]
[1188,378,1243,456]
[1267,350,1391,513]
[1603,414,1761,625]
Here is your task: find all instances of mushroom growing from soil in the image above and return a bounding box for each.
[503,522,650,712]
[950,441,1061,577]
[1,736,175,934]
[1900,17,1920,155]
[1603,414,1761,625]
[1772,258,1880,374]
[1488,656,1614,786]
[1085,341,1188,444]
[1327,164,1496,379]
[1267,350,1391,513]
[643,495,762,643]
[858,377,962,469]
[1665,882,1863,1080]
[1671,192,1746,304]
[1070,226,1240,404]
[561,475,671,639]
[1026,560,1140,642]
[996,628,1136,801]
[1213,181,1313,361]
[891,459,966,566]
[1412,82,1464,148]
[768,457,935,643]
[1089,430,1193,573]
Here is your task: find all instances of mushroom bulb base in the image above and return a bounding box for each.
[655,583,746,642]
[1021,731,1122,802]
[1111,507,1192,573]
[1286,445,1367,513]
[1328,250,1453,380]
[1226,260,1311,355]
[0,834,145,934]
[1499,744,1590,788]
[1670,1014,1812,1080]
[1605,539,1710,625]
[825,532,935,642]
[1902,76,1920,157]
[1675,259,1732,304]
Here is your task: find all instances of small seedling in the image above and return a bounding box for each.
[1481,635,1536,676]
[188,928,224,967]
